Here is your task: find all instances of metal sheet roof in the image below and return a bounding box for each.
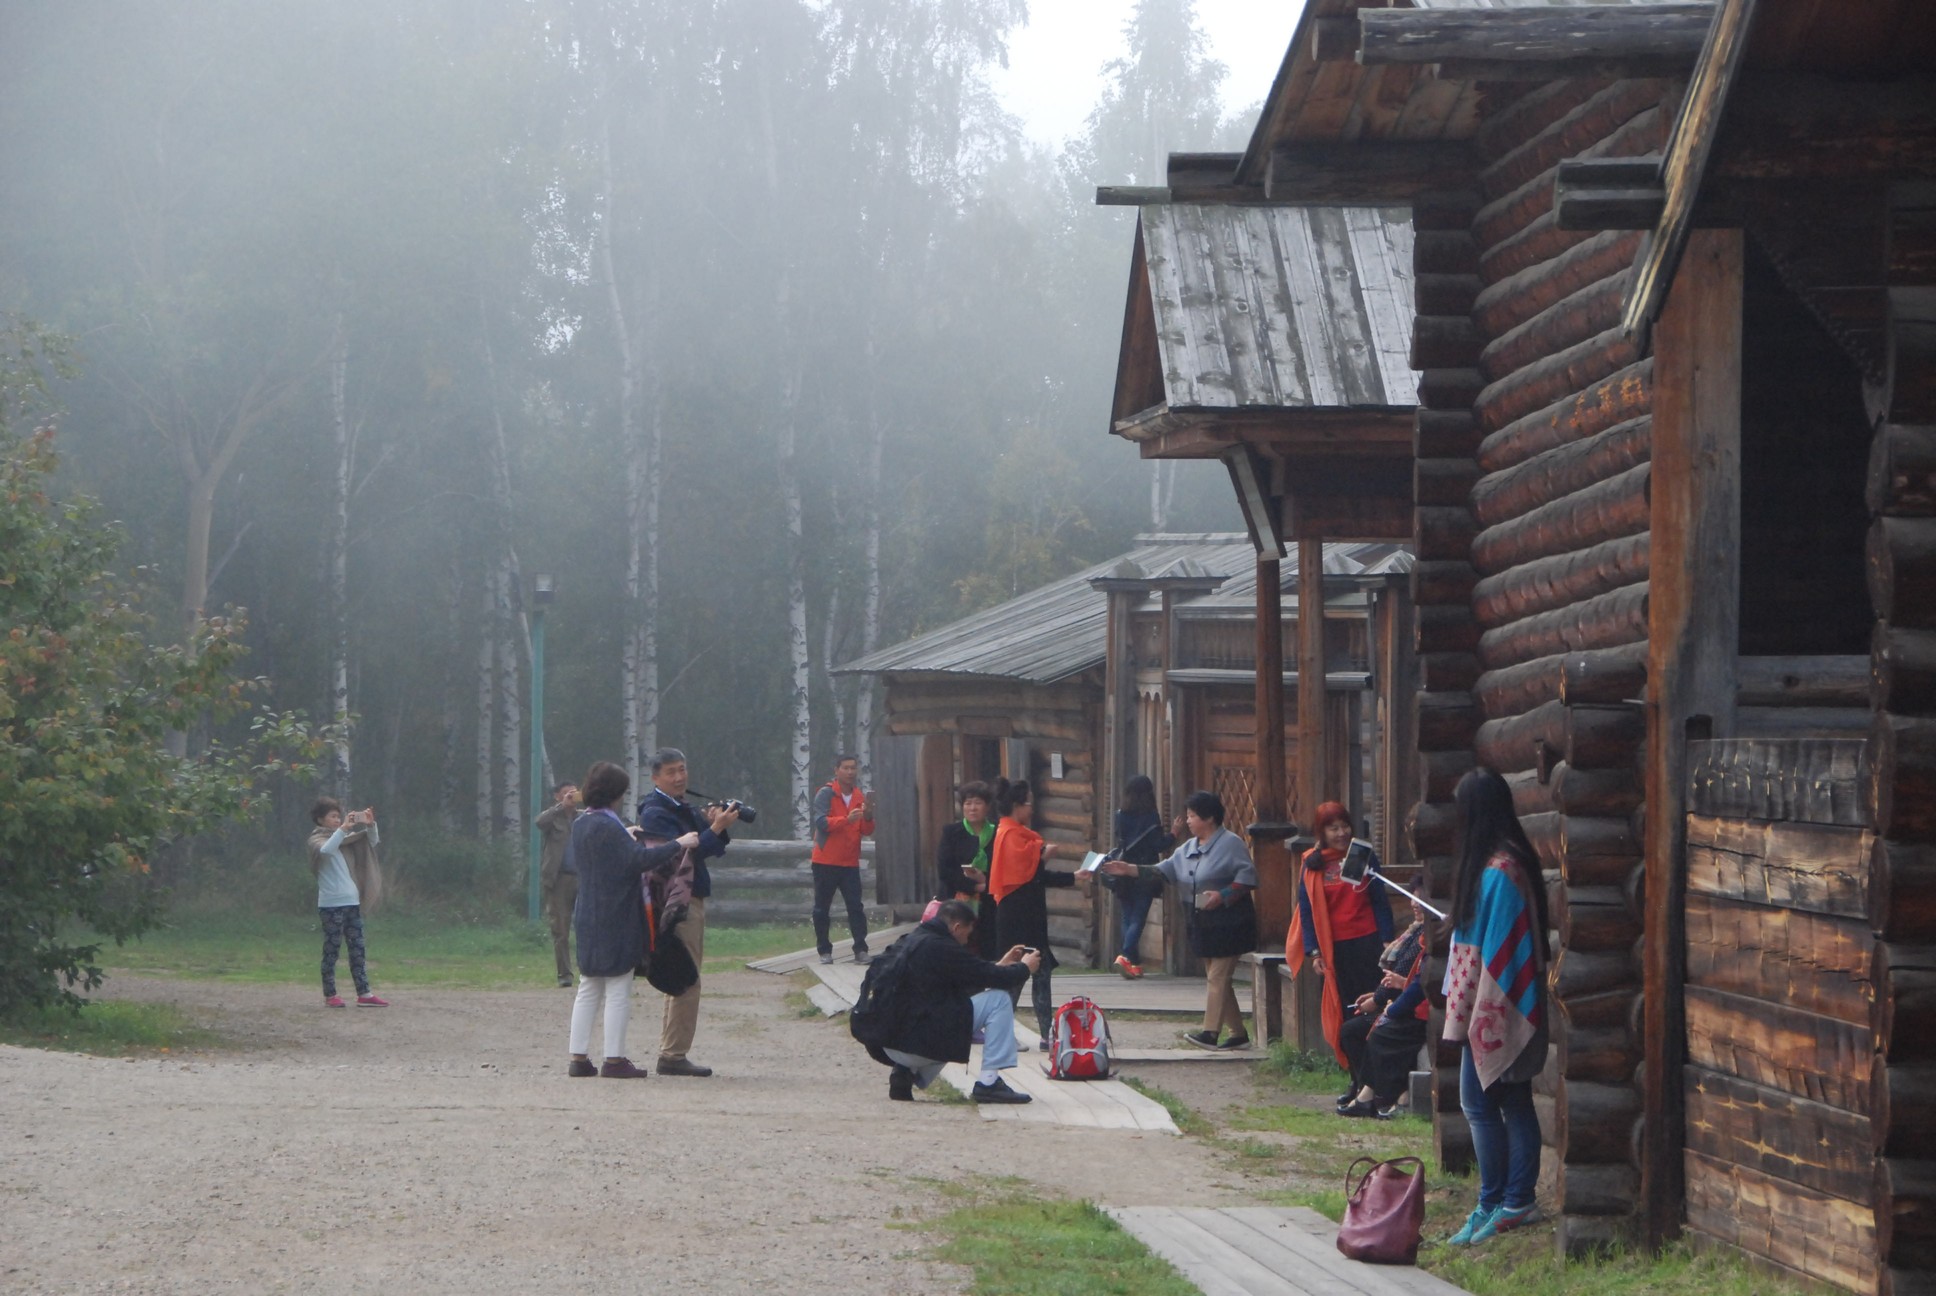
[1140,204,1418,415]
[839,535,1410,684]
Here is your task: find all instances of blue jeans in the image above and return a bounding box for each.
[1460,1044,1540,1212]
[1119,888,1155,962]
[885,989,1019,1086]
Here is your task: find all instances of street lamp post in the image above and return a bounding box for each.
[526,574,553,925]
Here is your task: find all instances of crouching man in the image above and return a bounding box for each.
[880,899,1040,1104]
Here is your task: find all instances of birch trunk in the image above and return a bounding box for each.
[598,114,662,793]
[476,569,496,837]
[778,353,813,839]
[497,558,522,839]
[326,318,353,800]
[758,62,813,838]
[856,338,885,782]
[824,586,848,755]
[440,558,465,833]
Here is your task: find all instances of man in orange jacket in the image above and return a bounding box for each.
[811,755,874,965]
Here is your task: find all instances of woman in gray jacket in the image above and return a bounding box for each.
[565,761,698,1079]
[1101,789,1258,1050]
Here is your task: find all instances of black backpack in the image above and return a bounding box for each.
[848,936,917,1064]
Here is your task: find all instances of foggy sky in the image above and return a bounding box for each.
[993,0,1303,143]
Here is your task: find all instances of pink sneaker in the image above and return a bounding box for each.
[356,994,389,1007]
[325,996,346,1008]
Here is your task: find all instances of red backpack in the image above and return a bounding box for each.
[1045,995,1112,1080]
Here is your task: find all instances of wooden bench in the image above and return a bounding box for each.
[1243,951,1286,1044]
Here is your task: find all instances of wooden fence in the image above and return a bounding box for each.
[704,838,883,927]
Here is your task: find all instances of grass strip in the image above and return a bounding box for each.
[95,910,815,989]
[926,1180,1198,1296]
[0,999,223,1056]
[1117,1077,1215,1137]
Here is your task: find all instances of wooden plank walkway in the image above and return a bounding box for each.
[1107,1206,1469,1296]
[745,922,919,974]
[794,958,1180,1132]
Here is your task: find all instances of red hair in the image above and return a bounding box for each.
[1311,801,1352,836]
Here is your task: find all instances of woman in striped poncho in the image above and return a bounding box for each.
[1441,768,1551,1247]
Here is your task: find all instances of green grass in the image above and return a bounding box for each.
[0,999,223,1056]
[1257,1040,1354,1095]
[96,908,818,990]
[1427,1230,1808,1296]
[1118,1077,1215,1137]
[925,1179,1198,1296]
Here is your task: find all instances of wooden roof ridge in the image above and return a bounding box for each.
[837,538,1402,683]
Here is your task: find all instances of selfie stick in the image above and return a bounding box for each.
[1339,842,1446,920]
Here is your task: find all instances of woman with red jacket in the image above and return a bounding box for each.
[1286,801,1393,1068]
[988,778,1092,1040]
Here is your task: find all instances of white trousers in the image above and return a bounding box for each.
[569,972,634,1058]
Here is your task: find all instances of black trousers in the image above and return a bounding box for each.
[1341,1011,1428,1105]
[1328,933,1384,1008]
[811,863,869,955]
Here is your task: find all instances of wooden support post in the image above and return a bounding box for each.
[1299,538,1330,821]
[1252,555,1295,945]
[1643,228,1743,1249]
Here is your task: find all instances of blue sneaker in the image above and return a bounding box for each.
[1470,1203,1538,1243]
[1446,1206,1498,1246]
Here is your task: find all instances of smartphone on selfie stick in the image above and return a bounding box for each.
[1337,839,1447,920]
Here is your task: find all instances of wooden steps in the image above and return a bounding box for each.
[1107,1206,1471,1296]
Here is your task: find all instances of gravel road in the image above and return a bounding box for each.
[1,969,1261,1293]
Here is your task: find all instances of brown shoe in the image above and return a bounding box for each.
[598,1056,651,1079]
[656,1056,713,1077]
[568,1057,597,1078]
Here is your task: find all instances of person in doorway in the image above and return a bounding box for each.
[810,754,875,965]
[635,746,738,1077]
[536,782,584,987]
[1288,801,1393,1068]
[566,761,699,1079]
[933,780,999,960]
[877,900,1038,1105]
[1103,774,1172,979]
[307,797,387,1008]
[988,777,1093,1040]
[1336,899,1431,1119]
[1101,789,1256,1049]
[1442,768,1550,1246]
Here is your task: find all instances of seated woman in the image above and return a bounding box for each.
[1336,899,1431,1118]
[934,780,999,959]
[1101,789,1257,1050]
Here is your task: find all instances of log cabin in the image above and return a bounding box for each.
[837,533,1412,975]
[1099,0,1936,1290]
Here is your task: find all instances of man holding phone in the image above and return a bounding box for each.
[810,754,874,965]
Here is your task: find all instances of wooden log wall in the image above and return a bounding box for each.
[1866,187,1936,1296]
[1681,738,1883,1295]
[1407,182,1485,1178]
[1412,77,1673,1254]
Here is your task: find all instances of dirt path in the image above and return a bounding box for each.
[1,970,1269,1293]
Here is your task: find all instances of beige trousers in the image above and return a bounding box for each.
[1202,955,1246,1037]
[658,896,705,1062]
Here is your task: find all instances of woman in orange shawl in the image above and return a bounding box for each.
[1285,801,1393,1071]
[988,777,1092,1039]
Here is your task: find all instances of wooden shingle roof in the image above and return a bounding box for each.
[1112,204,1417,448]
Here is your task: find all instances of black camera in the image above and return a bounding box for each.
[711,798,758,825]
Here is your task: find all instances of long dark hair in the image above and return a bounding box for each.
[1445,768,1549,960]
[993,776,1031,819]
[1121,774,1157,817]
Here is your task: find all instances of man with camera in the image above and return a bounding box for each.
[636,747,738,1077]
[810,754,875,965]
[874,900,1037,1104]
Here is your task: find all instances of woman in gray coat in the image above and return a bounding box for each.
[1101,789,1258,1050]
[566,761,698,1079]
